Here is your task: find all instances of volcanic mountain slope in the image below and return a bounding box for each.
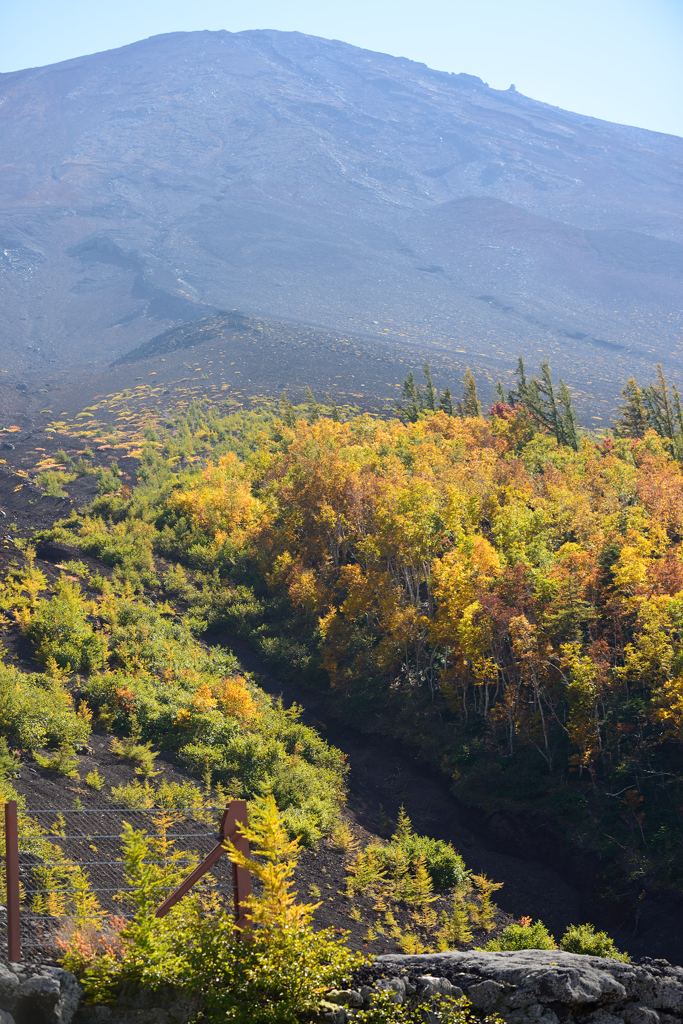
[0,28,682,404]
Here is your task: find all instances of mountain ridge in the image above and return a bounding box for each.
[1,28,681,413]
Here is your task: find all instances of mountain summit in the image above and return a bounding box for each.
[1,29,682,395]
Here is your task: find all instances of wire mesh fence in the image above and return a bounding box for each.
[1,800,251,961]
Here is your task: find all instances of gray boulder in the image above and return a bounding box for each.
[353,950,683,1021]
[0,965,82,1024]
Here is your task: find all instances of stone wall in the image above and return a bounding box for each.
[4,949,683,1023]
[330,950,683,1023]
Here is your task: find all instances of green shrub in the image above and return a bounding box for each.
[560,923,630,961]
[0,664,91,751]
[154,779,205,811]
[354,991,498,1023]
[34,741,80,778]
[24,580,108,672]
[37,470,74,496]
[484,919,557,951]
[110,780,155,808]
[86,769,105,791]
[96,465,121,494]
[59,794,363,1022]
[370,808,468,890]
[0,736,20,779]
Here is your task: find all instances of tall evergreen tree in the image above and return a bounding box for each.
[514,359,579,449]
[535,360,561,439]
[422,361,438,412]
[557,380,580,451]
[396,371,423,423]
[458,367,481,418]
[439,387,454,416]
[280,391,296,429]
[613,378,649,438]
[507,357,529,406]
[495,381,506,404]
[305,386,320,423]
[643,364,675,440]
[326,394,340,423]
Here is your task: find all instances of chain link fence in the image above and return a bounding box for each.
[1,800,251,961]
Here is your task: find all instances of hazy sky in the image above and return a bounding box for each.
[2,0,682,137]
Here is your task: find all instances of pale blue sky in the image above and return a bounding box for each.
[2,0,682,137]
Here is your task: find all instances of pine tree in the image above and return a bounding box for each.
[643,364,674,440]
[439,386,454,416]
[396,371,423,422]
[673,385,683,439]
[557,380,580,451]
[458,367,481,418]
[305,386,320,424]
[280,391,296,429]
[507,357,529,406]
[326,394,340,423]
[516,359,579,450]
[613,378,649,438]
[393,805,413,845]
[537,360,561,438]
[422,362,437,412]
[495,381,506,404]
[407,854,436,907]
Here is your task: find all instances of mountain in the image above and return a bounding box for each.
[1,29,682,416]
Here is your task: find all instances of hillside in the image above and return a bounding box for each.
[3,368,683,964]
[1,29,683,420]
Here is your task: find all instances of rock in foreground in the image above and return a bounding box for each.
[344,950,683,1022]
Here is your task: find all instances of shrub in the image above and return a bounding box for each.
[86,770,105,791]
[0,736,20,779]
[369,808,468,890]
[0,664,91,751]
[24,580,108,672]
[484,918,556,951]
[560,923,630,961]
[37,470,74,496]
[34,742,81,779]
[110,781,155,809]
[154,779,205,811]
[60,794,363,1022]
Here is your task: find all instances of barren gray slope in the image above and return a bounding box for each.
[0,29,681,401]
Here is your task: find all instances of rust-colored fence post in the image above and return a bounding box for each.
[222,800,252,931]
[155,800,251,927]
[5,800,20,962]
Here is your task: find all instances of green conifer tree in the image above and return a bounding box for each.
[557,379,580,451]
[507,357,529,406]
[422,362,437,412]
[396,371,423,423]
[613,378,649,438]
[457,367,481,418]
[305,386,320,424]
[643,364,675,440]
[326,395,340,423]
[280,391,296,429]
[439,387,454,416]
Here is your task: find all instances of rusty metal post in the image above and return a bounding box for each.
[5,800,20,961]
[155,801,251,925]
[224,800,252,932]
